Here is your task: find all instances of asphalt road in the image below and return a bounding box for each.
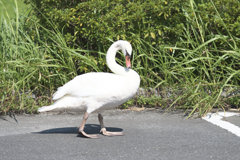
[0,109,240,160]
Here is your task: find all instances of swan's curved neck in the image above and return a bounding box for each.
[106,43,130,76]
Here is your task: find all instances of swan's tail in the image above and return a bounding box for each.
[38,95,86,113]
[52,87,65,100]
[38,105,58,112]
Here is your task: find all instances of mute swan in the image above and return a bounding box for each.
[38,40,140,138]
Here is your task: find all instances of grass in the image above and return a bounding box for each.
[0,0,240,116]
[0,0,99,113]
[0,0,29,20]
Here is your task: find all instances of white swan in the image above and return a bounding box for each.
[38,40,140,138]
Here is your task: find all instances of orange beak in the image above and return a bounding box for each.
[125,55,131,68]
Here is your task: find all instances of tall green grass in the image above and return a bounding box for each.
[0,0,239,116]
[0,0,100,113]
[0,0,29,20]
[131,0,240,117]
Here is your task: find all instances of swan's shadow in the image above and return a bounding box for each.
[32,124,123,135]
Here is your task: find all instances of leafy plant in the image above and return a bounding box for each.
[0,0,240,117]
[24,0,188,50]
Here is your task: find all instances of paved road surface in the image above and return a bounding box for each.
[0,109,240,160]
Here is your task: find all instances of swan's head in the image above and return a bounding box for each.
[116,40,132,68]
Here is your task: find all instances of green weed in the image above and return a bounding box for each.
[0,0,239,117]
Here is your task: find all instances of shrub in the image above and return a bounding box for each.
[1,0,240,116]
[25,0,240,50]
[24,0,188,49]
[23,0,240,83]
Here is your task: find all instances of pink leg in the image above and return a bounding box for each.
[78,112,98,138]
[98,114,124,136]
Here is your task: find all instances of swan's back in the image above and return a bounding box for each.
[53,72,139,99]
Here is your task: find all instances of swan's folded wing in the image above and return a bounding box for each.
[53,73,126,100]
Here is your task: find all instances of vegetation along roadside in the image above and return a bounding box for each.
[0,0,239,117]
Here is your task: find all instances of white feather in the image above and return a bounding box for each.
[38,40,140,114]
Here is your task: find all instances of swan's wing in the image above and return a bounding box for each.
[52,73,127,100]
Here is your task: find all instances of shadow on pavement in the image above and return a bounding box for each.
[0,113,18,124]
[31,124,123,135]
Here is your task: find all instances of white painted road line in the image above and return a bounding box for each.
[202,112,240,137]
